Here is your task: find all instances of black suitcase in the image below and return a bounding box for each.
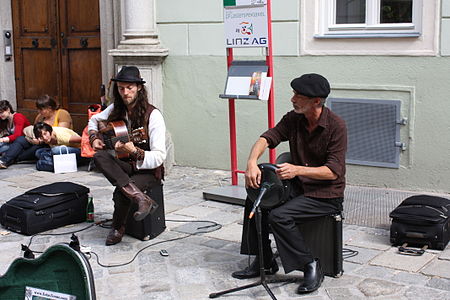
[125,184,166,240]
[298,214,343,277]
[0,182,90,235]
[390,195,450,250]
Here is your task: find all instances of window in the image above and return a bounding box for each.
[316,0,421,38]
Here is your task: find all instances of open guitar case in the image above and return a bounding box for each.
[0,242,95,299]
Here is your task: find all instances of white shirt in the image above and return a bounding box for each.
[88,104,166,170]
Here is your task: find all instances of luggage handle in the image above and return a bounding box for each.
[398,243,428,256]
[52,209,71,219]
[5,214,20,224]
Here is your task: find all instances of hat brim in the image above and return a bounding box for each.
[111,78,146,84]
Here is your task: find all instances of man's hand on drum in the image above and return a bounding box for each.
[245,162,262,189]
[276,163,298,180]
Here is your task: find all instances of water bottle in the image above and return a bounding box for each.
[86,194,94,222]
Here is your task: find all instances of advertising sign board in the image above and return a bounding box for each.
[224,5,268,48]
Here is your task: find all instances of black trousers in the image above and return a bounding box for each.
[240,191,342,274]
[94,150,160,227]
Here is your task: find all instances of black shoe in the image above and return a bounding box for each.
[232,257,279,279]
[297,258,324,294]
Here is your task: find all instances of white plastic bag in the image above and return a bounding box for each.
[53,146,77,174]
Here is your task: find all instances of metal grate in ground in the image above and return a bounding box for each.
[343,186,445,229]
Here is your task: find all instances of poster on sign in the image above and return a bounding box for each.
[224,5,268,48]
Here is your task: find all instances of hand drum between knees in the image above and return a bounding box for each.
[246,163,290,209]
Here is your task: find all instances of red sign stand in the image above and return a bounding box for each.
[203,0,276,205]
[227,0,276,186]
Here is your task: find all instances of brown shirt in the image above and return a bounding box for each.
[261,107,347,199]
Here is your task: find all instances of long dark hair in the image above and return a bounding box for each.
[0,100,14,131]
[107,82,150,129]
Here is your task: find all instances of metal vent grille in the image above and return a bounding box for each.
[328,98,402,168]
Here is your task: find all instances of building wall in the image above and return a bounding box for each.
[156,0,450,194]
[0,0,16,108]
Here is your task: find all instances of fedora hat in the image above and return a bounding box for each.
[111,66,146,84]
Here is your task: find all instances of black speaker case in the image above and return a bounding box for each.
[297,214,343,277]
[125,184,166,241]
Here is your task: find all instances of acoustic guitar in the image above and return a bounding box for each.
[99,120,147,159]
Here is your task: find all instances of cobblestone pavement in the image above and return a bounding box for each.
[0,164,449,299]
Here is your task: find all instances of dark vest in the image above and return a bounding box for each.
[131,104,164,181]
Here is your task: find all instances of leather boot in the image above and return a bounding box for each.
[105,226,125,246]
[231,257,279,279]
[297,258,324,294]
[105,200,129,246]
[120,182,158,221]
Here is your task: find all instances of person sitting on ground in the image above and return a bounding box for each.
[0,95,73,169]
[33,122,82,172]
[0,100,30,155]
[231,73,347,294]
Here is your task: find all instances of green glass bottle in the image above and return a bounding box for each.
[86,194,94,222]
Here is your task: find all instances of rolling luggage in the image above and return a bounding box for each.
[0,182,90,235]
[298,214,343,277]
[390,194,450,250]
[125,183,166,240]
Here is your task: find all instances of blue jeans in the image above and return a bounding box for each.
[0,136,48,165]
[0,142,10,154]
[35,146,82,172]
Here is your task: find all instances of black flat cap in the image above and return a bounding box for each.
[290,73,330,98]
[112,66,146,84]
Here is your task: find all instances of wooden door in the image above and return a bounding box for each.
[12,0,101,134]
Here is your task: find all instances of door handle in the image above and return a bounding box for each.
[31,39,39,48]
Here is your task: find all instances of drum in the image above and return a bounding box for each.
[246,163,291,209]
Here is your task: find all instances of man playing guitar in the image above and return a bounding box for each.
[88,66,166,246]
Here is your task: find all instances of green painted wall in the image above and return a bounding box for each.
[163,55,450,193]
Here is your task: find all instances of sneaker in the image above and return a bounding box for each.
[0,160,8,169]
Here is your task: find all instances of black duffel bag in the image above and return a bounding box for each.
[0,182,90,235]
[390,194,450,250]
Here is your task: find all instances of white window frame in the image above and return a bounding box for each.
[316,0,422,38]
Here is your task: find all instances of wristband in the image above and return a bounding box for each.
[89,133,100,147]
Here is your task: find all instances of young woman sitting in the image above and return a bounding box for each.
[33,122,82,172]
[0,100,31,155]
[0,95,73,169]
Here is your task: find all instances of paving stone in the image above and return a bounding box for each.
[427,277,450,292]
[342,245,382,264]
[390,270,430,286]
[352,264,397,279]
[439,247,450,260]
[325,287,366,300]
[370,247,436,272]
[357,278,405,297]
[204,222,243,242]
[421,259,450,278]
[403,285,449,300]
[344,229,391,251]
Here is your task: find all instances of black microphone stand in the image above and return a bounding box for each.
[209,192,295,299]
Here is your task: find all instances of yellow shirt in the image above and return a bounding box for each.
[52,127,80,148]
